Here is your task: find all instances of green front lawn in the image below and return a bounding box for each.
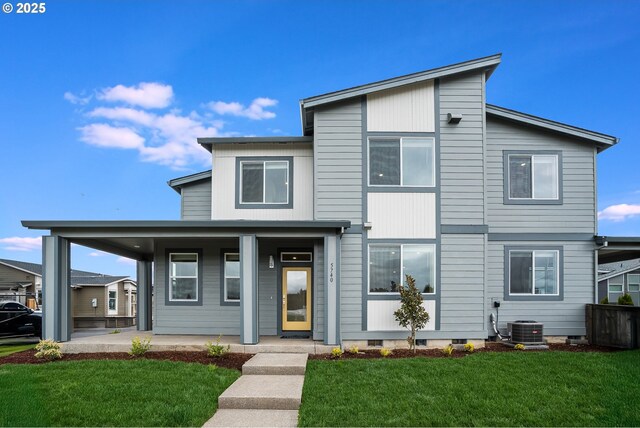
[300,350,640,427]
[0,344,35,357]
[0,359,239,427]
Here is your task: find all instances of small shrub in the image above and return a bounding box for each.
[331,347,343,359]
[347,345,359,354]
[442,344,454,357]
[463,343,475,353]
[379,347,392,358]
[129,336,152,356]
[618,293,634,306]
[206,335,230,358]
[600,297,609,304]
[514,343,526,351]
[34,339,62,361]
[109,329,121,334]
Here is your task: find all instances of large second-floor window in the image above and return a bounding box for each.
[369,137,435,187]
[237,157,293,208]
[507,153,560,201]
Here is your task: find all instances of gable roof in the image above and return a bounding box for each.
[168,170,212,194]
[486,104,618,152]
[299,53,502,135]
[0,258,132,287]
[598,258,640,281]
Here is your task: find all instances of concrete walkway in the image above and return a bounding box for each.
[204,353,308,427]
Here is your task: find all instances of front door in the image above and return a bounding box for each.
[282,267,311,331]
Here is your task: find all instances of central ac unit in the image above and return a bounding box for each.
[508,320,545,345]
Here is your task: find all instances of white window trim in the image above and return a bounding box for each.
[627,274,640,292]
[107,284,118,315]
[169,252,199,302]
[280,252,313,262]
[367,137,436,187]
[239,160,290,205]
[608,275,624,295]
[224,252,240,303]
[507,154,559,201]
[368,243,436,295]
[508,250,560,296]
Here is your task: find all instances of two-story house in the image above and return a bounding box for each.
[23,53,620,346]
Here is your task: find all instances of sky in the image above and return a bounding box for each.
[0,0,639,278]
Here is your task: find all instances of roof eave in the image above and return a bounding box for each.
[197,136,313,151]
[167,170,212,193]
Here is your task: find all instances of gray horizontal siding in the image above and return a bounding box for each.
[181,179,212,220]
[440,234,486,333]
[486,118,596,233]
[487,240,595,336]
[439,72,485,225]
[314,99,363,224]
[339,234,362,334]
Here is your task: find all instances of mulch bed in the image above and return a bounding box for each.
[0,342,622,367]
[309,342,622,361]
[0,350,253,371]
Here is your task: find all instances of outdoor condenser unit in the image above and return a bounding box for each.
[508,320,545,345]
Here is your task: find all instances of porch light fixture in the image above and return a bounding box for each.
[269,255,275,269]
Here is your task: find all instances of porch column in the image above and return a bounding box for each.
[136,260,153,331]
[240,234,258,345]
[324,234,341,345]
[42,235,71,342]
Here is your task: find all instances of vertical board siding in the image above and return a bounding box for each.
[211,144,313,220]
[339,234,363,334]
[367,193,436,239]
[314,99,363,224]
[487,240,595,336]
[181,180,212,220]
[313,240,325,341]
[367,300,436,331]
[367,81,435,132]
[440,234,486,332]
[439,73,485,225]
[486,118,596,233]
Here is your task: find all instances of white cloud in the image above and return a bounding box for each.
[78,124,145,149]
[64,91,92,105]
[88,107,155,126]
[117,257,137,266]
[0,237,41,252]
[207,97,277,120]
[598,204,640,222]
[98,82,174,109]
[89,251,108,257]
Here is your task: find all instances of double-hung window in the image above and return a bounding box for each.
[238,157,292,208]
[107,284,117,315]
[369,137,435,187]
[369,244,436,294]
[224,253,240,302]
[508,249,560,297]
[169,253,199,302]
[506,152,560,202]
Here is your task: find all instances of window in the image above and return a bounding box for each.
[281,252,312,262]
[506,153,560,201]
[627,274,640,292]
[108,284,117,315]
[369,137,435,187]
[224,253,240,302]
[237,157,292,208]
[369,244,435,294]
[608,275,624,302]
[169,253,199,302]
[509,250,559,296]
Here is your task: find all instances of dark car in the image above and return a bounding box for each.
[0,301,42,338]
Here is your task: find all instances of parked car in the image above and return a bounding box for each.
[0,301,42,338]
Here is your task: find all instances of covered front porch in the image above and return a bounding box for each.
[22,220,348,346]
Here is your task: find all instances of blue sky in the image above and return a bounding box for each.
[0,0,639,278]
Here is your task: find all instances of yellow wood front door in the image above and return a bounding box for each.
[282,267,312,331]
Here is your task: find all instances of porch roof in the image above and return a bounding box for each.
[22,220,351,261]
[597,236,640,265]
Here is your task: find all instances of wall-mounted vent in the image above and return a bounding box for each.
[508,320,544,345]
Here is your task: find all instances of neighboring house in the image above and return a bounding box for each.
[598,259,640,306]
[0,258,136,328]
[24,53,626,346]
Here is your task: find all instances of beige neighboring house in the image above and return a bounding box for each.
[0,258,136,328]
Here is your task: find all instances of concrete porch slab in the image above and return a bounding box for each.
[242,353,308,375]
[218,375,305,410]
[203,409,298,427]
